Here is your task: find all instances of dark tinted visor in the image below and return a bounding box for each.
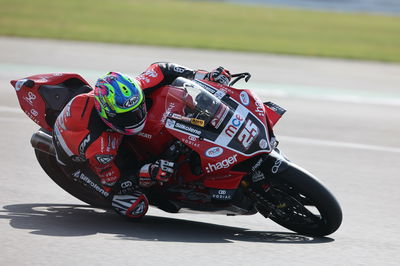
[107,102,147,129]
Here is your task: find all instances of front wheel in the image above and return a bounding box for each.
[255,162,342,236]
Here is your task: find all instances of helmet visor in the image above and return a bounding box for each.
[107,101,147,130]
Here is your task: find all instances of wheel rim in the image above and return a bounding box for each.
[268,188,323,228]
[256,181,328,232]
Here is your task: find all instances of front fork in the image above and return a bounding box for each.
[240,148,291,216]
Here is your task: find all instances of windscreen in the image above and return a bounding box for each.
[167,78,228,127]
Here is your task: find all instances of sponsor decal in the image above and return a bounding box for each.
[57,118,66,132]
[30,109,38,117]
[265,101,286,116]
[166,118,176,128]
[190,118,205,127]
[251,157,264,172]
[24,110,40,124]
[272,158,283,174]
[254,99,265,117]
[193,80,226,99]
[65,101,72,117]
[53,73,63,76]
[95,155,114,165]
[72,170,109,197]
[100,137,104,153]
[79,134,91,156]
[57,101,73,131]
[138,132,152,139]
[205,147,224,158]
[214,90,225,99]
[259,139,268,149]
[169,113,205,127]
[210,189,235,200]
[252,170,265,183]
[194,80,219,95]
[23,91,37,106]
[181,137,200,148]
[121,180,133,189]
[106,135,120,152]
[210,104,229,129]
[239,91,250,106]
[161,103,176,123]
[123,96,140,108]
[102,171,116,179]
[71,155,86,163]
[137,69,158,84]
[237,120,259,149]
[106,135,118,152]
[213,104,251,148]
[99,170,118,186]
[175,122,202,135]
[219,86,235,95]
[205,154,238,173]
[225,114,244,137]
[15,79,28,91]
[174,66,185,73]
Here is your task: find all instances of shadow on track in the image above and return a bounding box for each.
[0,203,333,244]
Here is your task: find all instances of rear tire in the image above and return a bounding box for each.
[257,162,342,236]
[35,149,111,208]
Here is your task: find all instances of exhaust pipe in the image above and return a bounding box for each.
[30,129,56,156]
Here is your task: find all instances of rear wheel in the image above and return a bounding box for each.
[35,149,111,208]
[255,163,342,236]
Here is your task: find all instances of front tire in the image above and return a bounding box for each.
[256,162,342,236]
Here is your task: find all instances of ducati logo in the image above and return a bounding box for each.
[95,155,114,165]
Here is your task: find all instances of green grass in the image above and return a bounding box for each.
[1,0,400,62]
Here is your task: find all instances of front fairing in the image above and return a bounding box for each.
[164,78,272,176]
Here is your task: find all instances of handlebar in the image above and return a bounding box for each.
[229,72,251,87]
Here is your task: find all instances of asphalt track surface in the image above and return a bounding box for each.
[1,37,399,266]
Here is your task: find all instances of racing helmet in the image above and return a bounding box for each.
[94,72,146,135]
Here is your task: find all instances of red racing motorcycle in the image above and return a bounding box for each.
[11,72,342,236]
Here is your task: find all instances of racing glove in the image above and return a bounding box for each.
[111,176,149,219]
[138,159,175,187]
[112,191,149,219]
[206,67,231,86]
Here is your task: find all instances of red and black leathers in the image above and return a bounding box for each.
[53,62,204,196]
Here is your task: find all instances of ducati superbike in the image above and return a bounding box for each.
[11,72,342,236]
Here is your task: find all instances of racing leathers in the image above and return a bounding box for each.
[52,62,231,218]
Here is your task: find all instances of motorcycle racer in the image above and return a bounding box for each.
[52,62,231,219]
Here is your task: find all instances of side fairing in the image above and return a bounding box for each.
[165,79,272,176]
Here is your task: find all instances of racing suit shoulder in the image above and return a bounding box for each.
[60,92,94,131]
[53,93,94,157]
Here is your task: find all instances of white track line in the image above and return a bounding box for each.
[280,135,400,154]
[0,106,23,113]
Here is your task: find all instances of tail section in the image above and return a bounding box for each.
[11,73,92,130]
